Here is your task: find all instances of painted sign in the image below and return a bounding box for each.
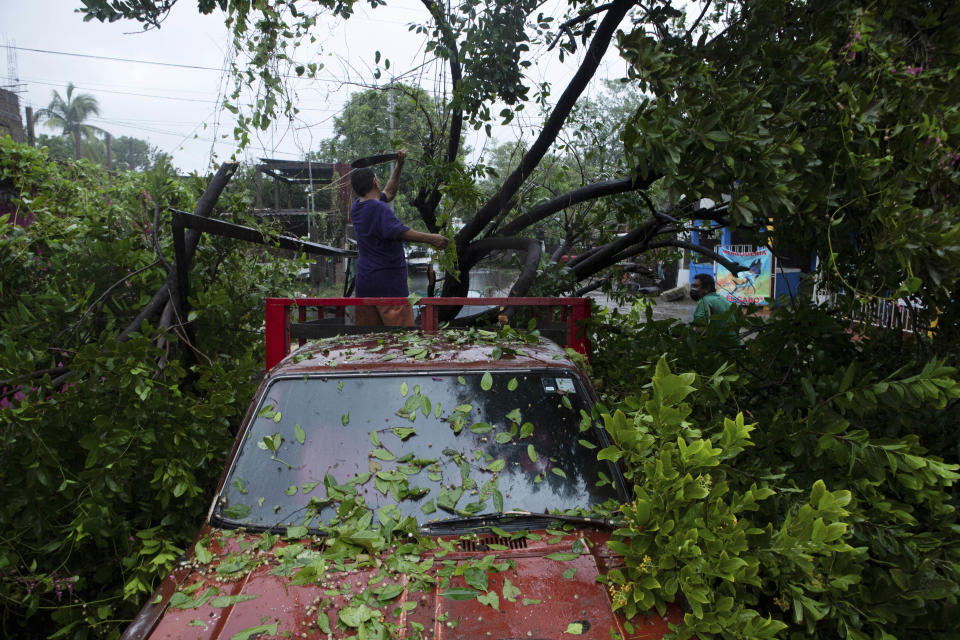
[716,247,773,305]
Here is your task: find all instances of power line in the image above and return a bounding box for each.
[11,45,225,72]
[21,77,344,112]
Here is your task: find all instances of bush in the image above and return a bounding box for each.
[590,303,960,639]
[0,139,298,638]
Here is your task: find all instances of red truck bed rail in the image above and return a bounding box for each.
[265,297,592,371]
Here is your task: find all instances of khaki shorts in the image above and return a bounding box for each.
[354,303,415,327]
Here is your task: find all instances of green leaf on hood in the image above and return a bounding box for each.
[194,541,212,564]
[502,577,521,602]
[230,622,279,640]
[339,604,376,628]
[210,593,260,608]
[565,622,584,635]
[441,587,480,601]
[477,590,500,610]
[169,587,219,609]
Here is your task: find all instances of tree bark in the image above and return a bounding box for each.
[496,175,658,237]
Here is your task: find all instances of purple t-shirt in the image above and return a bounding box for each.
[350,195,410,297]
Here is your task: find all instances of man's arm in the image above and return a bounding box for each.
[382,149,406,202]
[399,229,449,250]
[693,298,709,322]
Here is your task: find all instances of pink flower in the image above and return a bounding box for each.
[905,65,922,76]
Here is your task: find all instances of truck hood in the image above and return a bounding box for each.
[135,527,681,640]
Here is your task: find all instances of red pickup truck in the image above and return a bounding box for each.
[120,300,683,639]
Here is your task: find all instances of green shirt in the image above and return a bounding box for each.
[694,292,734,329]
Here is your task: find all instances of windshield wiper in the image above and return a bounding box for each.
[418,510,615,533]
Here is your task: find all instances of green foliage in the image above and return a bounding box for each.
[619,0,960,318]
[38,134,168,172]
[590,304,960,639]
[0,138,299,638]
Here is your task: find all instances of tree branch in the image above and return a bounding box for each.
[414,0,465,230]
[456,0,635,246]
[547,2,616,51]
[684,0,713,40]
[570,218,666,279]
[497,174,658,237]
[117,162,237,342]
[645,239,745,274]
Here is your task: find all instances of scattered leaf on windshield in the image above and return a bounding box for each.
[494,432,513,444]
[551,468,567,478]
[520,422,534,438]
[470,422,492,434]
[578,439,596,449]
[341,413,350,426]
[258,433,283,454]
[507,377,518,391]
[371,448,396,461]
[285,485,298,496]
[458,376,466,385]
[481,372,493,390]
[233,478,247,494]
[391,427,416,440]
[506,408,522,423]
[561,395,573,410]
[400,382,409,396]
[273,411,282,423]
[257,406,276,419]
[527,444,537,462]
[486,459,505,473]
[294,423,305,445]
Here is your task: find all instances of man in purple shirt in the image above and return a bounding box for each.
[349,149,448,325]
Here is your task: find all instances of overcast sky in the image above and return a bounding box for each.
[2,0,627,173]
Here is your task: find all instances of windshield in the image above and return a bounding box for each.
[215,371,622,531]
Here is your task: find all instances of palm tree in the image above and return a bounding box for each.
[34,83,105,160]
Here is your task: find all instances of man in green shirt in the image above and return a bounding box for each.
[691,274,737,337]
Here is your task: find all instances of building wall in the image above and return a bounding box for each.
[0,89,24,143]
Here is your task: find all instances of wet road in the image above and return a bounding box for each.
[587,292,696,323]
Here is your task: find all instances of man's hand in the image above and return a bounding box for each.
[426,233,449,250]
[383,149,407,201]
[398,229,449,250]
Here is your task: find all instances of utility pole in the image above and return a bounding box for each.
[105,132,112,171]
[24,106,35,147]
